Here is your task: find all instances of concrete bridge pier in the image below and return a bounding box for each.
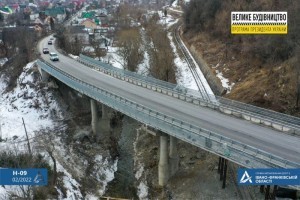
[38,66,50,82]
[159,133,169,186]
[99,104,111,137]
[218,157,228,188]
[90,99,98,136]
[169,136,179,176]
[102,104,110,120]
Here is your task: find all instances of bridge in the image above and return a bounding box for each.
[37,36,300,188]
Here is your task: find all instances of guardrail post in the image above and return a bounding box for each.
[159,132,169,186]
[90,99,98,137]
[169,136,179,177]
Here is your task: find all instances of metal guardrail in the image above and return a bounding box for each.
[78,54,300,134]
[37,59,300,170]
[78,54,210,99]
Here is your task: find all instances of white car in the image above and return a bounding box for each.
[49,52,59,61]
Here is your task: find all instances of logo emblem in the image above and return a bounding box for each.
[34,171,45,184]
[240,170,252,183]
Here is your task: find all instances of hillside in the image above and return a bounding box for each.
[183,0,300,116]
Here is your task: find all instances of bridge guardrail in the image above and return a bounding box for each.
[77,54,300,134]
[37,59,300,171]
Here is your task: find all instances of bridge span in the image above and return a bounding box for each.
[37,36,300,187]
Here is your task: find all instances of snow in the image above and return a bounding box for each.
[176,33,216,100]
[103,47,125,69]
[0,74,7,94]
[0,57,8,66]
[172,0,179,7]
[137,182,148,200]
[56,161,83,199]
[93,155,118,195]
[157,11,179,29]
[168,32,199,90]
[68,54,79,60]
[0,185,33,199]
[215,69,235,93]
[214,63,235,93]
[137,28,150,75]
[133,129,149,200]
[168,7,183,14]
[0,59,119,199]
[0,61,62,145]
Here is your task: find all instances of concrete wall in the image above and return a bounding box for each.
[188,44,226,96]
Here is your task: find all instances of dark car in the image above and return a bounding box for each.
[48,40,53,45]
[42,48,49,54]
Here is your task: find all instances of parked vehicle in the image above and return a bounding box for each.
[49,52,59,61]
[48,40,53,45]
[42,48,49,54]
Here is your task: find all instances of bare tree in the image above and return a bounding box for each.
[117,28,143,72]
[146,23,176,83]
[34,129,57,187]
[91,38,107,60]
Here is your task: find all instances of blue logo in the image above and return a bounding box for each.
[238,169,300,185]
[0,168,48,185]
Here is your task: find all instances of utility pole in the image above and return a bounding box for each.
[22,118,32,155]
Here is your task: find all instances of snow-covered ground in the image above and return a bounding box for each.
[133,130,149,200]
[168,32,198,90]
[213,63,235,93]
[0,61,62,145]
[157,11,179,29]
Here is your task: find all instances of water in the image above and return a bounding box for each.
[105,116,139,199]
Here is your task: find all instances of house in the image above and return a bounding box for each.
[80,18,97,30]
[66,25,89,45]
[45,7,66,22]
[30,10,39,21]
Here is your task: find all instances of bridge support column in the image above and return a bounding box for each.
[272,185,278,199]
[90,99,98,135]
[102,104,110,120]
[220,157,224,181]
[169,136,179,176]
[218,157,221,174]
[99,104,110,137]
[222,159,228,189]
[260,185,265,193]
[265,185,270,200]
[38,66,50,82]
[159,133,169,186]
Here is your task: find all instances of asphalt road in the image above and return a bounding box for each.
[39,36,300,165]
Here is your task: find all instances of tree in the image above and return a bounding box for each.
[117,28,143,72]
[34,129,58,187]
[146,23,176,83]
[91,38,107,60]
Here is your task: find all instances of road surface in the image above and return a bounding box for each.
[38,36,300,165]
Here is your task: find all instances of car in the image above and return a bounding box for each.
[42,48,49,54]
[50,37,54,40]
[49,52,59,61]
[48,40,53,45]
